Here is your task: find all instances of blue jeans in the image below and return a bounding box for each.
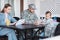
[40,32,45,37]
[0,28,17,40]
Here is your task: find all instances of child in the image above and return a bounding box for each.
[40,11,59,38]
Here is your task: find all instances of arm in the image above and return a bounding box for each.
[11,17,17,23]
[9,16,17,25]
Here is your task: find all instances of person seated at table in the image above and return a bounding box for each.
[21,4,39,39]
[40,11,59,38]
[21,4,38,24]
[0,3,17,40]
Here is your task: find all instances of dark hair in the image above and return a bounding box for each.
[1,3,11,13]
[45,11,52,16]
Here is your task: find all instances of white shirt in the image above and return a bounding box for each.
[5,13,8,23]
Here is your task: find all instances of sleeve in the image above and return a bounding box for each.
[21,11,25,19]
[50,20,59,27]
[21,11,28,19]
[43,19,52,25]
[25,20,35,24]
[34,14,38,20]
[10,16,17,23]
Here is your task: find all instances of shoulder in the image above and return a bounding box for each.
[8,14,12,18]
[0,13,4,16]
[24,9,28,12]
[0,13,4,15]
[0,13,5,18]
[23,9,29,13]
[33,13,37,16]
[43,18,53,21]
[47,19,53,22]
[22,9,29,15]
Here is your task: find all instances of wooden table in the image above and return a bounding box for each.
[0,24,45,40]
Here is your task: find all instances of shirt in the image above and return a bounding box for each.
[43,18,59,37]
[21,9,38,24]
[0,13,17,30]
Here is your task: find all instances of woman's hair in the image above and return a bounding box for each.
[1,3,11,13]
[45,11,52,16]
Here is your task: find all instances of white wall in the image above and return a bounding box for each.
[55,0,60,17]
[40,0,60,17]
[14,0,20,18]
[0,0,5,10]
[24,0,60,17]
[40,0,56,17]
[34,0,40,19]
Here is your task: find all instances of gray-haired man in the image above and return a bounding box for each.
[21,4,38,24]
[21,4,38,40]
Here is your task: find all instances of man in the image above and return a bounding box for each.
[21,4,38,24]
[21,4,38,40]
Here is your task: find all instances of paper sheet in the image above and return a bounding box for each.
[16,19,25,26]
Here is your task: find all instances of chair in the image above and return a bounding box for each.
[32,28,48,40]
[0,17,20,40]
[0,36,8,40]
[53,17,60,36]
[13,17,20,21]
[13,17,20,40]
[54,23,60,36]
[52,17,60,22]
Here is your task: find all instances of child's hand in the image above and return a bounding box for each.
[34,20,40,25]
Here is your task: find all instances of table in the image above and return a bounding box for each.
[0,24,45,40]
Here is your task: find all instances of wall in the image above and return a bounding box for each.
[40,0,56,17]
[14,0,20,18]
[0,0,5,10]
[24,0,60,17]
[34,0,40,19]
[55,0,60,17]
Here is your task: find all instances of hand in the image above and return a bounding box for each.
[34,21,40,25]
[10,22,16,26]
[22,21,26,24]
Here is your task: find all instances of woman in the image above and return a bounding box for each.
[0,4,17,40]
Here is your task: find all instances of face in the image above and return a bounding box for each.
[29,8,35,13]
[4,7,11,13]
[46,13,51,19]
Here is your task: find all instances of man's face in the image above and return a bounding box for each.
[29,8,35,13]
